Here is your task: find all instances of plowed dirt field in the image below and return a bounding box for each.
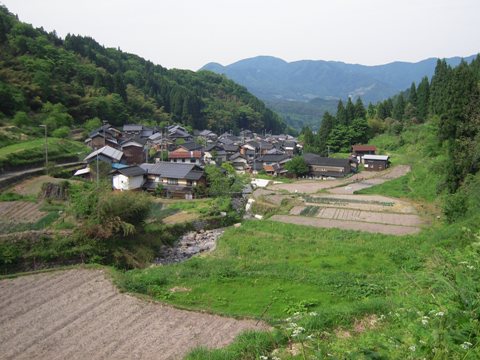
[0,269,268,360]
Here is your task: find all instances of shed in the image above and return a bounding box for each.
[363,155,390,171]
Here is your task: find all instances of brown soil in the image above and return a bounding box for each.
[162,211,200,225]
[270,215,421,236]
[269,165,411,195]
[0,201,46,223]
[10,176,80,197]
[0,269,269,360]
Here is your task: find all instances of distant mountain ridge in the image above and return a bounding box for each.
[202,55,478,104]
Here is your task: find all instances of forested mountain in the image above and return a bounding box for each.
[265,97,338,131]
[202,55,477,104]
[0,6,287,134]
[303,55,480,199]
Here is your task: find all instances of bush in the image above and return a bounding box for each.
[51,126,70,138]
[443,191,468,223]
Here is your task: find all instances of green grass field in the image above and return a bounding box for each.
[118,220,432,321]
[0,138,89,169]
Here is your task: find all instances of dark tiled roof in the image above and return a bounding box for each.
[112,165,146,177]
[223,144,239,152]
[140,162,204,180]
[258,154,290,163]
[303,153,350,167]
[180,142,203,151]
[283,141,296,148]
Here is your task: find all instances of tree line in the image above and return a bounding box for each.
[0,5,287,135]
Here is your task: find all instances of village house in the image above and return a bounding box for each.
[121,139,146,165]
[84,145,124,165]
[303,153,351,178]
[167,125,193,142]
[123,124,144,136]
[363,154,390,171]
[229,153,248,172]
[111,165,146,191]
[168,142,204,165]
[141,162,205,199]
[352,145,377,162]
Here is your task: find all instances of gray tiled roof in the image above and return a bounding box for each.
[123,124,143,132]
[303,153,350,167]
[140,162,204,180]
[112,166,146,177]
[258,154,290,163]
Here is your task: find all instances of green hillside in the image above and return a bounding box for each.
[0,6,286,134]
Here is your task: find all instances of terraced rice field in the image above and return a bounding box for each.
[265,165,426,235]
[0,201,46,223]
[0,269,268,360]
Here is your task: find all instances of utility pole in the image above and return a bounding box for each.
[103,121,107,147]
[39,125,48,175]
[96,151,99,187]
[327,145,330,157]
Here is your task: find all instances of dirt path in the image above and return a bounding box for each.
[0,269,269,360]
[269,165,411,194]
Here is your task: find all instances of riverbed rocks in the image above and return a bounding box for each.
[154,228,224,265]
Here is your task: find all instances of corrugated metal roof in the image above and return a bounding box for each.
[363,155,389,161]
[352,145,377,152]
[84,146,123,162]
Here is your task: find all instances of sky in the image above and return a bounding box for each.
[1,0,479,70]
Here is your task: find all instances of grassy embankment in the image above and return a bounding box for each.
[0,137,89,170]
[115,122,480,359]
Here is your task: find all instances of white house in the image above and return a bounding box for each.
[111,166,146,191]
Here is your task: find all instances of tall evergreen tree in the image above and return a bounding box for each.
[345,97,356,125]
[317,111,336,155]
[408,82,417,107]
[354,97,366,119]
[336,100,347,125]
[393,93,406,120]
[430,59,451,116]
[416,76,430,121]
[367,103,376,119]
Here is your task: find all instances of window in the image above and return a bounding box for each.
[167,178,178,185]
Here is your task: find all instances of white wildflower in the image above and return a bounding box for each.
[435,311,445,317]
[421,319,429,326]
[461,341,473,350]
[309,311,318,316]
[306,334,314,340]
[409,345,416,352]
[259,356,268,360]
